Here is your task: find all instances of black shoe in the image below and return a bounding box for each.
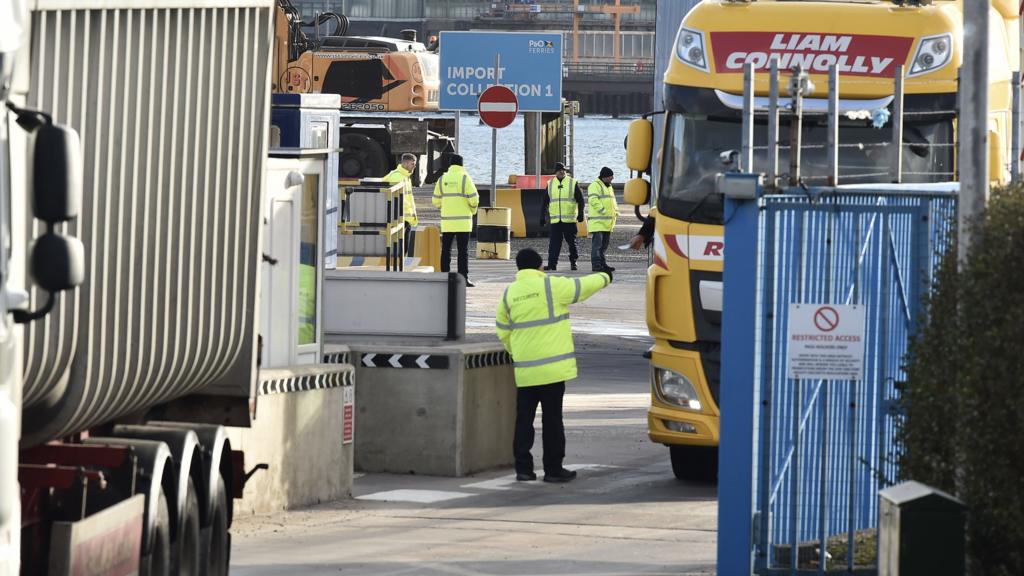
[543,468,578,483]
[604,265,615,272]
[465,280,475,288]
[570,262,578,271]
[544,265,556,271]
[516,472,537,482]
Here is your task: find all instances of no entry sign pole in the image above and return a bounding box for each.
[491,54,500,202]
[479,56,519,204]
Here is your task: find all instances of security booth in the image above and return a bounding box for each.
[270,93,341,269]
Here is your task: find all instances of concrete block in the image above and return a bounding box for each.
[227,363,355,515]
[344,343,514,477]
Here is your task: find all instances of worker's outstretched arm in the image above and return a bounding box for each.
[432,179,442,209]
[552,272,610,307]
[495,289,513,352]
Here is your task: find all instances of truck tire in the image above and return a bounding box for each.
[339,133,388,179]
[178,478,202,576]
[204,474,230,576]
[142,488,171,576]
[669,445,718,483]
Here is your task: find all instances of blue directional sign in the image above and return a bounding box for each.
[439,31,563,112]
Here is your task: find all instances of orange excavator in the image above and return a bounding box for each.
[273,0,440,113]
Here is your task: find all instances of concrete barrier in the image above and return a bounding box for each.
[227,359,356,515]
[326,343,515,477]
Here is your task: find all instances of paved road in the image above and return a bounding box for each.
[231,256,718,575]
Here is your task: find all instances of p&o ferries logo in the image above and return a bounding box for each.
[711,32,913,78]
[528,39,556,55]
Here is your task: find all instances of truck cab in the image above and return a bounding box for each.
[624,0,1019,481]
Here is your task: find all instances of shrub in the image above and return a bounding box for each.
[901,184,1024,576]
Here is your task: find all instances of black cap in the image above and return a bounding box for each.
[516,248,544,271]
[554,162,566,172]
[599,166,614,179]
[449,154,463,166]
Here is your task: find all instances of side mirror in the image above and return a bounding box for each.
[626,119,653,173]
[30,233,85,292]
[623,178,650,206]
[31,123,82,223]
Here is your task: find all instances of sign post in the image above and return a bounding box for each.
[478,64,520,205]
[439,31,562,189]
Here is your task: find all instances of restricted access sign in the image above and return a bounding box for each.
[786,304,866,380]
[478,85,518,129]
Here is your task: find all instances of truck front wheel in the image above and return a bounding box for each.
[669,445,718,483]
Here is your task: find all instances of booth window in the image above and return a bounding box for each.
[298,174,319,345]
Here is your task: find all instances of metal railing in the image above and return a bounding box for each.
[563,61,655,80]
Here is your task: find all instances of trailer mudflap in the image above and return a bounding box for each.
[47,494,144,576]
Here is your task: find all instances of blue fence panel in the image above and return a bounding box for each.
[719,186,956,575]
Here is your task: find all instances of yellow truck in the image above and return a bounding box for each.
[624,0,1020,481]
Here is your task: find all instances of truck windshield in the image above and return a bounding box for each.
[658,112,955,225]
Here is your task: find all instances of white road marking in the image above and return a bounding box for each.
[460,475,519,491]
[460,464,624,492]
[356,489,476,503]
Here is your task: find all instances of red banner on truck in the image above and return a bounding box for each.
[711,32,913,77]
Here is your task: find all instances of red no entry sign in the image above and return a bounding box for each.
[813,306,841,332]
[478,85,518,129]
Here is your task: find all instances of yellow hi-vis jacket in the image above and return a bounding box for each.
[432,165,479,233]
[496,269,611,387]
[547,176,579,224]
[384,164,417,227]
[586,180,617,233]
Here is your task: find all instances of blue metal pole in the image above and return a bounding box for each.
[718,193,761,576]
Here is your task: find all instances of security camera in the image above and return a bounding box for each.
[720,149,740,166]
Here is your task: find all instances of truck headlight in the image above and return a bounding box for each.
[908,33,952,77]
[675,27,708,72]
[654,367,702,411]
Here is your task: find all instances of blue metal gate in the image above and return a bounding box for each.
[718,184,957,575]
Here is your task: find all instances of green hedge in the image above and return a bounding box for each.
[901,184,1024,576]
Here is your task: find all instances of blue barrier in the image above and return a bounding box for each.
[719,182,957,575]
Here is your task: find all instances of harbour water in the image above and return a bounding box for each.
[457,114,635,185]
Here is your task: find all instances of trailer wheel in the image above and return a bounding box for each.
[142,488,171,576]
[339,133,388,179]
[669,445,718,483]
[178,478,202,576]
[205,474,230,576]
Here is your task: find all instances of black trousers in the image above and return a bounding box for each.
[547,222,578,268]
[441,231,470,279]
[404,225,415,257]
[513,381,566,475]
[590,231,610,270]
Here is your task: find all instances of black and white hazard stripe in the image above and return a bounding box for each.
[360,353,450,369]
[258,369,354,396]
[323,351,352,365]
[464,351,513,370]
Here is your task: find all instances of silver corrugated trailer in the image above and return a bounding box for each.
[3,2,282,574]
[21,0,273,446]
